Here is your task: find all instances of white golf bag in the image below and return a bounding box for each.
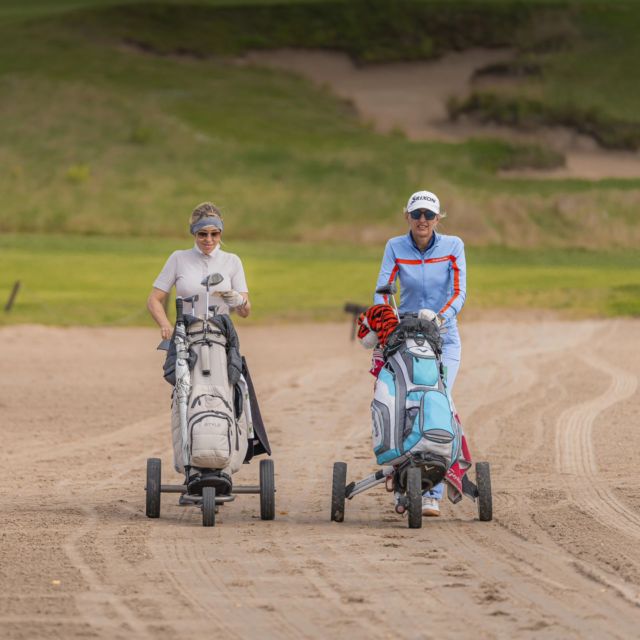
[171,320,250,476]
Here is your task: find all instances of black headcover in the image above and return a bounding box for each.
[384,316,443,359]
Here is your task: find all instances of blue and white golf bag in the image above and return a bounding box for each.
[371,318,461,482]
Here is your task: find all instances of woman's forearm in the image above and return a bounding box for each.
[147,293,173,339]
[147,296,168,326]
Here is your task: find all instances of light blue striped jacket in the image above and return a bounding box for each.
[373,231,467,345]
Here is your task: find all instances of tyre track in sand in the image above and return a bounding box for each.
[55,450,162,640]
[0,408,171,639]
[555,326,640,539]
[147,359,358,640]
[429,321,640,637]
[256,362,398,639]
[151,357,390,639]
[261,358,482,638]
[3,322,640,639]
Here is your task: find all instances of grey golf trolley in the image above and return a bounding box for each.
[145,273,275,527]
[330,283,492,529]
[330,458,492,529]
[145,457,275,527]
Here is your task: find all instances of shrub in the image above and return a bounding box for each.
[65,163,91,183]
[129,125,153,145]
[448,92,640,151]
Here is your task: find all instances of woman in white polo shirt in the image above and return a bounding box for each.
[147,202,250,335]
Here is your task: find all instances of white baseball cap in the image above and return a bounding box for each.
[406,190,440,215]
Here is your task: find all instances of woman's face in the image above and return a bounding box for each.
[406,209,440,243]
[194,226,222,255]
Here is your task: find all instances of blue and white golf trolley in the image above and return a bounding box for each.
[331,283,492,529]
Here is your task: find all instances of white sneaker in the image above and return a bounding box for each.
[422,496,440,517]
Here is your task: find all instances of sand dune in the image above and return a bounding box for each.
[242,49,640,180]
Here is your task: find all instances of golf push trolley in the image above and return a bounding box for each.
[330,457,492,529]
[145,272,275,527]
[145,456,275,528]
[330,283,492,529]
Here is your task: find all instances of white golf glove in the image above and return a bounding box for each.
[220,290,245,309]
[418,308,446,328]
[418,308,437,322]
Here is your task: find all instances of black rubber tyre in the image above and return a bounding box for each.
[476,461,493,522]
[407,467,423,529]
[145,458,161,519]
[202,486,216,527]
[331,462,347,522]
[259,459,276,521]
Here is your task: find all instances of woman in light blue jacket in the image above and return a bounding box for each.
[374,190,467,516]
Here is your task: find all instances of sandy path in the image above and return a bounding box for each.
[242,49,640,180]
[1,320,640,638]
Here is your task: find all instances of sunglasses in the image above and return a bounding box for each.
[409,209,437,221]
[197,231,221,239]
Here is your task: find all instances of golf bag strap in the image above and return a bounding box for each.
[241,356,272,460]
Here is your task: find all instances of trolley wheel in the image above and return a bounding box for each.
[407,467,423,529]
[202,486,216,527]
[259,459,276,521]
[331,462,347,522]
[476,461,493,522]
[145,458,161,519]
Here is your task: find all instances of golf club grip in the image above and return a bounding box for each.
[175,297,184,322]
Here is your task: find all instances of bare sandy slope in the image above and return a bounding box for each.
[242,49,640,180]
[1,320,640,639]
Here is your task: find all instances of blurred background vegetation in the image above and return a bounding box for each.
[1,0,639,324]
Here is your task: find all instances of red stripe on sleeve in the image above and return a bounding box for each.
[438,256,460,315]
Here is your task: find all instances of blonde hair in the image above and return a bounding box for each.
[190,201,223,226]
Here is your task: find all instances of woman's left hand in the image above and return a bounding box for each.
[220,290,245,308]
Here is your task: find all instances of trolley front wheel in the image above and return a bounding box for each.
[260,459,276,521]
[202,486,216,527]
[331,462,347,522]
[407,467,423,529]
[476,462,493,522]
[145,458,161,519]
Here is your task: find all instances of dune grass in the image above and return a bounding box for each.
[0,1,639,325]
[448,3,640,150]
[0,5,639,249]
[1,235,638,328]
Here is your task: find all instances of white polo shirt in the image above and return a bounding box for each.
[153,245,248,317]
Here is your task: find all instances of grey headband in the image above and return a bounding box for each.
[190,217,224,235]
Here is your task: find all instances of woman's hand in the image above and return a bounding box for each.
[220,290,245,308]
[160,324,173,340]
[221,290,251,318]
[418,308,446,328]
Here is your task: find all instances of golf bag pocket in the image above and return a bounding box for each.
[188,384,235,469]
[372,399,390,454]
[371,367,398,464]
[413,390,461,465]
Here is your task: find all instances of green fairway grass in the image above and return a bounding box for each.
[1,235,638,327]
